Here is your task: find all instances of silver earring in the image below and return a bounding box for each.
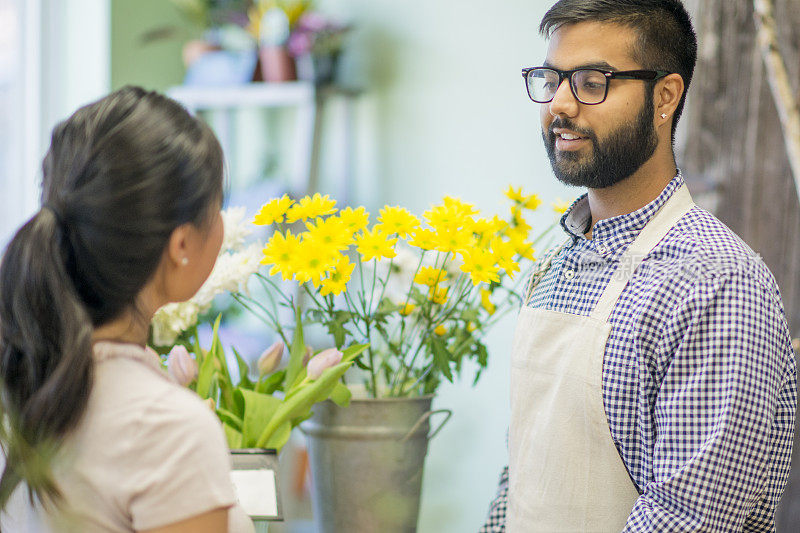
[181,257,189,266]
[661,113,668,119]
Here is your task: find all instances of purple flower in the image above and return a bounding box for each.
[167,345,198,386]
[306,348,343,379]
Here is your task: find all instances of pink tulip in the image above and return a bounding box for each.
[302,345,314,367]
[307,348,343,380]
[258,341,284,376]
[167,345,198,386]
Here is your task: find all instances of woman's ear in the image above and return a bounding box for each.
[656,73,685,123]
[166,223,193,269]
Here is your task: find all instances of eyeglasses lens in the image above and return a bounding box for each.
[527,69,608,104]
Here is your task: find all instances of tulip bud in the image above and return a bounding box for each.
[307,348,343,380]
[302,345,314,367]
[258,341,284,376]
[167,345,198,386]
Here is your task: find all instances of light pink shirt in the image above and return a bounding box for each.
[1,341,253,532]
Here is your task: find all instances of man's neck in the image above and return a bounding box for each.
[583,156,677,240]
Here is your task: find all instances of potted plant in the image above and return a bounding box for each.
[239,188,557,532]
[149,207,368,530]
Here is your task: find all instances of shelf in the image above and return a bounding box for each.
[168,82,316,110]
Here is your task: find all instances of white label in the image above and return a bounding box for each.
[230,469,279,518]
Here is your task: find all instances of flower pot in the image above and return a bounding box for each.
[300,396,451,532]
[230,448,283,533]
[295,52,340,85]
[258,46,297,82]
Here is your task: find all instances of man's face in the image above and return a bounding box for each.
[540,22,659,189]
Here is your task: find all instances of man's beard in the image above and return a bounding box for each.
[542,93,658,189]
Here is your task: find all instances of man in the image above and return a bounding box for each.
[480,1,797,531]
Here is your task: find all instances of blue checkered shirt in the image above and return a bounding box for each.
[480,173,797,532]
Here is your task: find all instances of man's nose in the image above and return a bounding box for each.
[548,78,579,118]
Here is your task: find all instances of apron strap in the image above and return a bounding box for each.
[524,237,572,306]
[590,184,695,322]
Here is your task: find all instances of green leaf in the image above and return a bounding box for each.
[330,382,352,407]
[232,346,254,389]
[216,408,243,431]
[223,423,243,449]
[257,370,286,395]
[341,343,369,364]
[264,420,292,450]
[195,321,221,399]
[237,389,283,448]
[256,361,352,448]
[283,308,306,390]
[327,319,347,349]
[430,337,453,382]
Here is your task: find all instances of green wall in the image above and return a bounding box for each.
[111,0,200,90]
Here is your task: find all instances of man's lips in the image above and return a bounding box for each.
[552,128,590,151]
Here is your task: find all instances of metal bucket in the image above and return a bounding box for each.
[300,396,451,532]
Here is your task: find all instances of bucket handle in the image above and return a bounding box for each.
[400,408,453,442]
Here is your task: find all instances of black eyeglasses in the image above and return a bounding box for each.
[522,67,671,105]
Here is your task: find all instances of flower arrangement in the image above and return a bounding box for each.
[242,188,557,399]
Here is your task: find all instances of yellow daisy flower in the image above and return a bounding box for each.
[434,324,447,336]
[338,206,370,233]
[442,196,479,218]
[413,266,449,286]
[291,239,338,288]
[431,227,475,254]
[374,206,420,239]
[407,228,437,250]
[424,204,469,232]
[261,230,301,280]
[504,185,526,203]
[552,198,572,215]
[305,216,353,251]
[491,237,520,279]
[286,193,338,223]
[523,193,542,211]
[355,228,397,262]
[320,256,355,296]
[507,231,536,261]
[428,286,449,305]
[253,194,294,225]
[467,322,478,332]
[480,288,496,315]
[399,303,416,316]
[460,248,500,286]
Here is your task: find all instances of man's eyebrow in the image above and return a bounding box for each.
[541,60,618,71]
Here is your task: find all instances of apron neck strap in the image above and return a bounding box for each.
[590,184,695,322]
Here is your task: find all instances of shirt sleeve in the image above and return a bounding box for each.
[624,272,797,531]
[124,388,237,531]
[479,464,509,532]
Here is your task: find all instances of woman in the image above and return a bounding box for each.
[0,87,253,532]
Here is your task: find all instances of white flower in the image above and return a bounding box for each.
[221,206,252,253]
[151,301,201,347]
[150,207,263,348]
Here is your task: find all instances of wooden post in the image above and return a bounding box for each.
[753,0,800,202]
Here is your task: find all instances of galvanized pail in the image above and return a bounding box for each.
[300,396,451,532]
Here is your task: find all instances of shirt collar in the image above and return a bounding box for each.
[559,171,685,247]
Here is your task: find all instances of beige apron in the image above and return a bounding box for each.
[508,184,694,532]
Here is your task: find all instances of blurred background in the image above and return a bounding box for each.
[1,0,799,531]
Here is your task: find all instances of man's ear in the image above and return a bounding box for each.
[655,73,684,123]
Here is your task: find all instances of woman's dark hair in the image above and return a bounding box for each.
[0,86,224,507]
[539,0,698,142]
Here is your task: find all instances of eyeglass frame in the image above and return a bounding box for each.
[521,67,672,105]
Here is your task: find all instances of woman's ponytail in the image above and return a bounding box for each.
[0,207,93,507]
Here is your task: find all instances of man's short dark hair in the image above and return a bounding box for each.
[540,0,697,141]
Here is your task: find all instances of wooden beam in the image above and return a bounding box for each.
[752,0,800,203]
